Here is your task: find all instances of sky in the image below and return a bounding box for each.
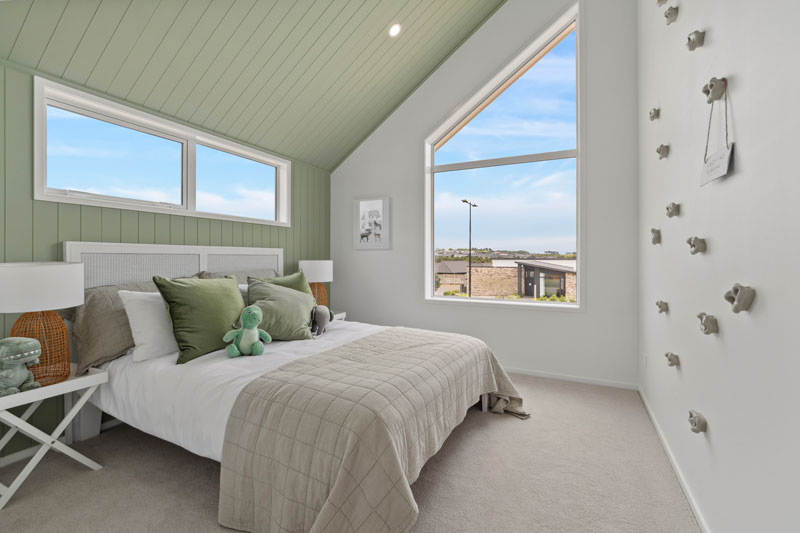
[46,106,276,220]
[434,31,576,254]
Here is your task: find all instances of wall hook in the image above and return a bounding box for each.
[697,312,719,334]
[688,410,707,433]
[666,202,681,218]
[664,6,679,25]
[665,352,680,367]
[686,237,707,254]
[724,284,756,313]
[649,107,660,121]
[656,144,670,159]
[656,300,669,313]
[687,30,706,51]
[656,0,668,6]
[651,229,661,245]
[702,77,727,104]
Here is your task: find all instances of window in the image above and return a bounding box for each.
[425,6,578,306]
[34,78,291,225]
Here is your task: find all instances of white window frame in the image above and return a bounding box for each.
[423,4,582,310]
[33,77,291,227]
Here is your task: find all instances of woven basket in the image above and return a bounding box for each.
[11,311,71,386]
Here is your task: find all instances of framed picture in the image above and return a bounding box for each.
[353,197,390,250]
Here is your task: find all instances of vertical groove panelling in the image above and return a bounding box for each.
[138,211,155,244]
[154,213,170,244]
[184,216,198,245]
[0,63,329,459]
[120,210,138,242]
[169,215,184,245]
[101,208,121,242]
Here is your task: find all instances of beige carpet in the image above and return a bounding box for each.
[0,375,699,532]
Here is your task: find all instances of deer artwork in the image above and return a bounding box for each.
[372,220,382,242]
[360,228,372,243]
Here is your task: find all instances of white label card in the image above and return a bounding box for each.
[700,142,734,186]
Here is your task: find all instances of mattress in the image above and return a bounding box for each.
[91,320,387,461]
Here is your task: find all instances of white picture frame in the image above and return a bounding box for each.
[353,196,390,250]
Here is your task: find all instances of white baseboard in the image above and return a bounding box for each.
[504,366,638,390]
[638,388,710,533]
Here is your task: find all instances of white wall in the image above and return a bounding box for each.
[331,0,640,387]
[637,0,800,530]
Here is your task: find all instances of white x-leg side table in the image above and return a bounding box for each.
[0,364,108,510]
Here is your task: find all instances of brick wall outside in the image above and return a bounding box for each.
[468,266,518,298]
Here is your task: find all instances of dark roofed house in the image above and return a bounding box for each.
[434,261,468,295]
[435,261,468,275]
[515,260,577,301]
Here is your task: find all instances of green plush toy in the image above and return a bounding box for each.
[223,305,271,358]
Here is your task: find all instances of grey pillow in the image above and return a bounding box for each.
[248,279,315,341]
[72,281,159,374]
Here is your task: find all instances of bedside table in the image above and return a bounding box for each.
[0,363,108,510]
[334,312,347,321]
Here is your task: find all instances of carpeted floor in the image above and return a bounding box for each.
[0,375,699,532]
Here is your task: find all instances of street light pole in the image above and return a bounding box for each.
[462,199,478,297]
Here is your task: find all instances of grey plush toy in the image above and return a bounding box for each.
[311,305,334,336]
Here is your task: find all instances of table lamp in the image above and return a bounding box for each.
[298,260,333,307]
[0,262,84,385]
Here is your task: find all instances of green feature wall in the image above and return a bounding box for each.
[0,63,330,458]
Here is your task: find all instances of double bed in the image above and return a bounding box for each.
[64,242,527,532]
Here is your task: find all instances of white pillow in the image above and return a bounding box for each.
[239,284,248,303]
[118,290,179,362]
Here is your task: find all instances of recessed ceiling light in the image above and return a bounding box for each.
[389,24,401,37]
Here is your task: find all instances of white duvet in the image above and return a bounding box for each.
[91,320,386,462]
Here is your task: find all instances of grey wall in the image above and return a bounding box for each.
[637,0,800,530]
[331,0,640,387]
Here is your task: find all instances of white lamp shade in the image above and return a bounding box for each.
[298,260,333,283]
[0,262,84,313]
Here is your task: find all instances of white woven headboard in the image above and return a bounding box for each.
[63,242,283,288]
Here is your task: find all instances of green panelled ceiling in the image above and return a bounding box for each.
[0,0,504,171]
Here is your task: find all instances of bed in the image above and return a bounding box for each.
[64,242,527,533]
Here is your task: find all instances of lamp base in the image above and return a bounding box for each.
[309,282,328,307]
[10,311,71,386]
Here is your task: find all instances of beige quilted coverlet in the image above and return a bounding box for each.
[219,327,527,533]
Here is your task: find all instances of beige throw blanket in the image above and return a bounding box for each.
[219,327,527,533]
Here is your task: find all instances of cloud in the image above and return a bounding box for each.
[48,144,127,158]
[196,185,275,220]
[70,184,181,204]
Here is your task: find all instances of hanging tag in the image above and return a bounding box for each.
[700,142,734,186]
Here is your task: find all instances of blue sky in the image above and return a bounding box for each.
[46,106,276,220]
[434,31,576,253]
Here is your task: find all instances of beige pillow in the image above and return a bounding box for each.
[72,281,159,374]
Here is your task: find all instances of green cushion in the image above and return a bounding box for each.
[153,276,245,364]
[248,278,315,341]
[248,271,313,296]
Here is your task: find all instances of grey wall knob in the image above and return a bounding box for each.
[656,144,670,159]
[702,77,727,104]
[686,237,707,254]
[697,312,719,334]
[724,283,756,313]
[651,229,661,245]
[666,202,681,218]
[656,0,667,6]
[664,6,679,25]
[687,30,706,51]
[649,107,660,121]
[656,300,669,313]
[665,352,680,367]
[688,410,707,433]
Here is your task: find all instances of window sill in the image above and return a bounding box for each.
[424,295,581,312]
[35,190,290,227]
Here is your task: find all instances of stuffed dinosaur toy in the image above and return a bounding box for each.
[223,306,271,358]
[311,305,334,337]
[0,337,42,397]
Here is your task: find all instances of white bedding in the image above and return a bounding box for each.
[91,320,387,462]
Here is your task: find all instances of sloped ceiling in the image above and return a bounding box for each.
[0,0,504,171]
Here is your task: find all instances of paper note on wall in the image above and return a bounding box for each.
[700,142,734,186]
